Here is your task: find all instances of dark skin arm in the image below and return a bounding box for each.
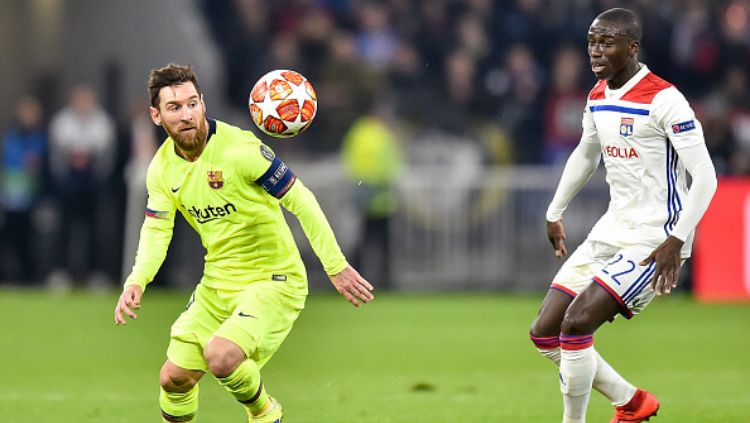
[640,235,684,296]
[547,220,568,259]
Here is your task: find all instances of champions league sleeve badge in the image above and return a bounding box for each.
[620,117,634,137]
[260,144,275,162]
[672,120,696,134]
[207,170,224,189]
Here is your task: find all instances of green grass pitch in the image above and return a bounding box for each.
[0,289,748,422]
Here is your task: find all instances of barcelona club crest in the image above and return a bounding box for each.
[620,117,634,137]
[207,170,224,189]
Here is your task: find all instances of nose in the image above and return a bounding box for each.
[589,43,602,57]
[181,106,193,121]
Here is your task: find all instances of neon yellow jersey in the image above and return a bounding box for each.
[124,119,348,292]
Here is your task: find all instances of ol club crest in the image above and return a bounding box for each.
[620,117,634,137]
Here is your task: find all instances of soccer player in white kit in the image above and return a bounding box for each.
[528,8,717,423]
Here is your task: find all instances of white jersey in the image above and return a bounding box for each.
[582,65,704,257]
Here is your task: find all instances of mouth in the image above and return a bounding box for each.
[591,62,606,74]
[180,127,196,133]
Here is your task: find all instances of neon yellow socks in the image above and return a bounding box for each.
[216,358,270,416]
[160,384,199,422]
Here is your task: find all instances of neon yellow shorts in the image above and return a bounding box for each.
[166,281,306,372]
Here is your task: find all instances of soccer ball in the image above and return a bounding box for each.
[248,69,318,138]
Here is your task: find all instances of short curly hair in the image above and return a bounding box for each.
[147,63,202,108]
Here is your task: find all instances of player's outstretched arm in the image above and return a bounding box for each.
[547,219,568,259]
[329,265,374,308]
[640,236,683,296]
[114,285,144,325]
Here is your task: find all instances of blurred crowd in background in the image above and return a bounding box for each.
[2,0,749,289]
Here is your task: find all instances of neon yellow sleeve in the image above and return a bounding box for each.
[280,179,348,276]
[124,162,176,291]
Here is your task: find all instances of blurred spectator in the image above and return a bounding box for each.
[295,5,337,80]
[700,66,749,175]
[353,2,400,70]
[496,43,545,164]
[414,0,451,81]
[670,1,721,96]
[121,101,159,280]
[202,0,273,110]
[0,95,47,284]
[717,0,750,71]
[385,42,435,128]
[430,48,486,136]
[315,31,381,152]
[341,105,405,289]
[196,0,750,168]
[47,83,116,290]
[491,0,551,62]
[542,45,586,164]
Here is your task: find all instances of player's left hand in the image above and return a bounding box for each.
[640,236,684,296]
[329,265,374,307]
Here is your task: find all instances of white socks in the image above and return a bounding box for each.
[559,335,596,422]
[532,334,636,406]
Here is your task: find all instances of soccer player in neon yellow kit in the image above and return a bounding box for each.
[113,63,374,423]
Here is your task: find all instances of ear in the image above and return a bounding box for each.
[150,106,162,125]
[629,40,640,57]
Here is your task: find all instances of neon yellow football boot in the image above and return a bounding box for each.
[249,396,283,423]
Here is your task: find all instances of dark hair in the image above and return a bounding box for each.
[597,8,642,42]
[148,63,202,108]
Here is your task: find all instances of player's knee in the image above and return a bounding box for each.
[159,364,198,393]
[204,337,246,378]
[530,312,563,338]
[530,317,549,338]
[560,311,593,335]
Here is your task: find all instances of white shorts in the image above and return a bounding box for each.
[550,240,682,319]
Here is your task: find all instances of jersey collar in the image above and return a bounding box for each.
[207,118,217,144]
[605,63,649,99]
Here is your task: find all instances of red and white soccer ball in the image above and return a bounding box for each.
[248,69,318,138]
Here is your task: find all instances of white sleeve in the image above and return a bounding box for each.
[654,87,704,150]
[545,141,602,222]
[546,106,602,222]
[669,143,717,241]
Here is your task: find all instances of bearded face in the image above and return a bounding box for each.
[163,110,208,154]
[150,82,208,159]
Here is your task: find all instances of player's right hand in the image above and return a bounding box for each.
[114,284,143,325]
[547,220,568,259]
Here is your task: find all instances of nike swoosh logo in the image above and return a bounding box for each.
[171,186,181,193]
[238,311,257,318]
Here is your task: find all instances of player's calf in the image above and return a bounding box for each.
[159,361,204,422]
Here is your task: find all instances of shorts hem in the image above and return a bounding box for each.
[593,276,634,319]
